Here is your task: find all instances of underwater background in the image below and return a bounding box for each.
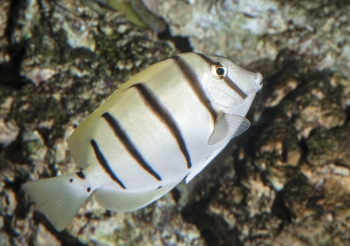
[0,0,350,245]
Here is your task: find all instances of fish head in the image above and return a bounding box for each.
[198,54,263,112]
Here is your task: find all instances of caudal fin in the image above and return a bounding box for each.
[22,174,90,231]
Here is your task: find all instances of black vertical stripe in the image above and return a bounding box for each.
[101,112,162,181]
[195,53,248,99]
[223,77,248,99]
[195,52,214,65]
[76,171,85,179]
[131,83,192,169]
[170,55,218,122]
[90,139,126,189]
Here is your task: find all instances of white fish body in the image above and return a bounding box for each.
[23,52,263,231]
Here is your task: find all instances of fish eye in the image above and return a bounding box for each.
[216,67,225,75]
[211,62,228,79]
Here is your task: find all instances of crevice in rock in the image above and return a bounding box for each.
[0,41,28,88]
[2,129,28,164]
[181,185,219,245]
[298,137,309,163]
[158,26,192,53]
[33,212,88,246]
[4,0,20,41]
[271,190,292,223]
[0,0,29,89]
[345,105,350,124]
[181,183,242,246]
[3,214,19,246]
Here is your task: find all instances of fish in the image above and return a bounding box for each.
[82,0,166,32]
[22,52,263,231]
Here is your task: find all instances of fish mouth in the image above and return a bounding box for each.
[255,72,263,90]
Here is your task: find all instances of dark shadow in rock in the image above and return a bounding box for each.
[345,105,350,124]
[271,190,293,223]
[181,184,242,246]
[158,26,192,53]
[238,107,279,180]
[35,126,53,148]
[2,129,28,164]
[298,137,309,162]
[0,41,29,89]
[3,214,20,245]
[7,178,31,220]
[170,186,181,204]
[1,0,30,88]
[181,186,218,244]
[33,212,88,246]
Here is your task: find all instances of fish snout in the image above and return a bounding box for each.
[255,72,263,90]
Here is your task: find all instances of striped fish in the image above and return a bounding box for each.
[23,52,263,231]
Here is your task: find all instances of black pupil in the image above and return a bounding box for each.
[216,67,225,76]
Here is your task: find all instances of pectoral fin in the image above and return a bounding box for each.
[208,114,250,145]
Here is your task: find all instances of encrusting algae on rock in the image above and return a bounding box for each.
[1,0,350,245]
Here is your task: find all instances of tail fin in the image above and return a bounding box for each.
[22,174,90,231]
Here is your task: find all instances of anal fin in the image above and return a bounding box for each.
[94,180,181,212]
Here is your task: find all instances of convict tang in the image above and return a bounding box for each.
[23,52,263,231]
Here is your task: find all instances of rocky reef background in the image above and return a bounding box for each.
[0,0,349,245]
